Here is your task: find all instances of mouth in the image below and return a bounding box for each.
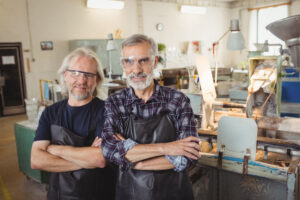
[131,76,146,82]
[129,73,147,82]
[72,85,88,92]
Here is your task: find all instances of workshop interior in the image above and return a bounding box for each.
[1,0,300,199]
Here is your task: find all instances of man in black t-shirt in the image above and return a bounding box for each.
[31,48,115,200]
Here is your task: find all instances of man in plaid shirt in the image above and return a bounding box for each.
[101,34,200,200]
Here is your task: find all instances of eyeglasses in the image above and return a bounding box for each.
[120,55,155,69]
[66,69,98,80]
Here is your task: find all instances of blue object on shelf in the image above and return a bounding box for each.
[281,81,300,103]
[284,68,299,78]
[280,113,300,118]
[44,82,50,101]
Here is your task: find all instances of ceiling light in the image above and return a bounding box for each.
[87,0,124,10]
[180,5,206,15]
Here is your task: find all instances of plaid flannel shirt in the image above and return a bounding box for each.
[101,80,198,171]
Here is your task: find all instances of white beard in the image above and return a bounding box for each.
[126,72,153,90]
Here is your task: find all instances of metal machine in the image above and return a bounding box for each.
[191,15,300,200]
[266,15,300,117]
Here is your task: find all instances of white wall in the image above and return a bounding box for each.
[0,0,232,100]
[229,0,300,67]
[0,0,138,99]
[142,1,232,67]
[1,0,300,100]
[291,0,300,15]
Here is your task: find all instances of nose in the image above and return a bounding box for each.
[77,73,88,82]
[131,60,143,74]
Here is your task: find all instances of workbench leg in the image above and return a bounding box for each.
[287,173,296,200]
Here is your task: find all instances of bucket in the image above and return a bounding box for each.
[25,98,38,123]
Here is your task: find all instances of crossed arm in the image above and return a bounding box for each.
[114,134,201,171]
[31,137,106,172]
[133,139,201,170]
[133,156,174,170]
[102,94,201,171]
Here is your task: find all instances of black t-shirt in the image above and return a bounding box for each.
[34,97,105,141]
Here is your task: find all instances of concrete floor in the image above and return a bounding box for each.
[0,114,47,200]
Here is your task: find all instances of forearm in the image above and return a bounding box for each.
[125,136,201,164]
[47,145,106,169]
[133,156,174,170]
[31,148,81,172]
[125,143,165,163]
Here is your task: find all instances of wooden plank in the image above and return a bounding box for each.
[288,160,300,174]
[198,129,217,136]
[195,55,216,129]
[258,137,300,150]
[257,117,300,134]
[256,116,280,131]
[198,153,288,181]
[247,2,291,11]
[195,55,216,102]
[287,173,296,200]
[203,115,300,136]
[214,110,246,122]
[213,101,246,108]
[197,129,300,150]
[161,67,188,78]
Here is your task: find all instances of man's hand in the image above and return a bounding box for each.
[113,133,125,141]
[46,139,106,169]
[115,133,201,163]
[134,156,174,170]
[31,141,81,172]
[162,136,201,160]
[91,136,102,147]
[47,137,102,156]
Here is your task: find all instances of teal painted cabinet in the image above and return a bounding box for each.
[14,121,49,184]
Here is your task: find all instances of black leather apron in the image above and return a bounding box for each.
[47,100,115,200]
[116,112,194,200]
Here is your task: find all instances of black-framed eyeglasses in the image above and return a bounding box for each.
[66,69,98,80]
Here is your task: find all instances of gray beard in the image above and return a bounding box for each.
[70,90,91,101]
[127,72,153,90]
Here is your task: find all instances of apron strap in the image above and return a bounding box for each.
[54,99,68,125]
[87,98,96,134]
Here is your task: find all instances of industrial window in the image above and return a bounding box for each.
[248,4,288,55]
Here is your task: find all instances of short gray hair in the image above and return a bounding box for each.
[57,47,105,97]
[121,34,157,56]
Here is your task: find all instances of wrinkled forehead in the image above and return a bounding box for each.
[68,56,98,73]
[69,55,95,65]
[121,42,152,57]
[122,55,153,60]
